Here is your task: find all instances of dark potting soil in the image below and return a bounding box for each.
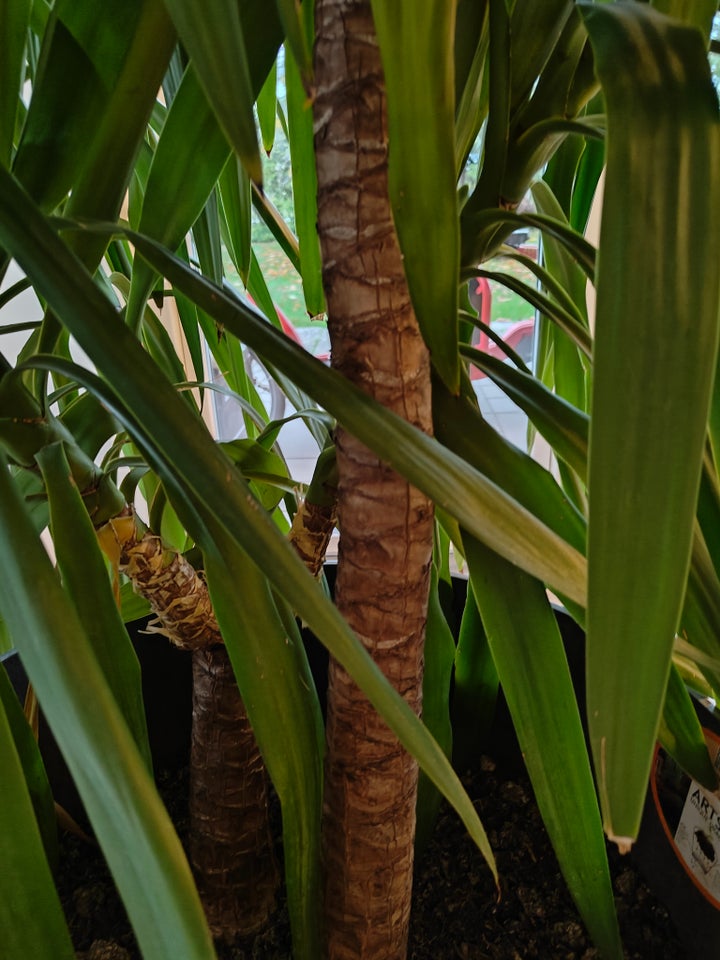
[57,755,688,960]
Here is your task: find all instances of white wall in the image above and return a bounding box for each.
[1,260,42,363]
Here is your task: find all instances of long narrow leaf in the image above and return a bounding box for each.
[433,378,587,554]
[14,0,173,218]
[477,266,592,357]
[36,441,152,770]
[465,535,622,960]
[463,207,597,278]
[652,0,717,39]
[581,2,720,846]
[416,567,456,848]
[219,156,252,285]
[454,0,488,172]
[274,0,312,85]
[256,60,277,154]
[371,0,461,391]
[121,229,587,601]
[285,44,324,317]
[126,64,231,329]
[28,200,587,596]
[0,455,217,960]
[0,693,75,960]
[658,662,717,790]
[0,0,31,165]
[451,581,498,768]
[460,345,589,480]
[161,0,262,182]
[204,533,323,960]
[0,661,57,866]
[0,175,501,878]
[509,0,574,110]
[532,177,592,415]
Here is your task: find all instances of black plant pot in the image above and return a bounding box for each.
[633,698,720,954]
[1,616,193,824]
[4,570,719,955]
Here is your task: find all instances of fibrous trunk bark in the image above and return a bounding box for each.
[103,514,278,940]
[313,2,435,958]
[190,645,277,938]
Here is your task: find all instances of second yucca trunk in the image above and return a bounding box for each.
[313,1,435,957]
[107,515,278,940]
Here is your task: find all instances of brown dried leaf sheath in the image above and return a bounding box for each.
[109,517,221,650]
[289,496,338,578]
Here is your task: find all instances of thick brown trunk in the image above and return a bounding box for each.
[313,2,435,958]
[102,515,278,941]
[189,646,278,939]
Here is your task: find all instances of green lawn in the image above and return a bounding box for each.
[254,241,311,328]
[252,239,538,332]
[485,253,537,326]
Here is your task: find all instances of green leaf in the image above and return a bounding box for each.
[569,135,605,235]
[192,190,224,284]
[219,155,252,285]
[651,0,717,41]
[680,535,720,695]
[12,1,114,209]
[14,0,174,218]
[433,378,587,555]
[453,0,488,171]
[204,534,323,960]
[123,231,588,600]
[257,59,278,154]
[461,346,589,480]
[0,455,217,960]
[61,0,175,227]
[371,0,460,392]
[0,181,501,882]
[476,265,592,357]
[416,566,456,849]
[285,44,325,318]
[658,663,717,790]
[29,0,176,367]
[220,438,288,510]
[126,64,231,330]
[58,390,122,460]
[475,0,511,211]
[0,692,75,960]
[463,206,597,278]
[696,454,720,574]
[0,0,31,166]
[0,660,57,866]
[451,582,498,768]
[37,442,152,771]
[532,178,593,417]
[509,0,574,111]
[543,134,588,221]
[580,1,720,846]
[161,0,262,183]
[274,0,312,86]
[465,536,622,960]
[251,181,302,271]
[120,579,151,623]
[0,615,12,653]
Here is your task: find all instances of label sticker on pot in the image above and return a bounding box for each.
[651,727,720,908]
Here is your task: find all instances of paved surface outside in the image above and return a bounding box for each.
[279,375,529,487]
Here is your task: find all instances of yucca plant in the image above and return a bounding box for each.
[1,2,719,960]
